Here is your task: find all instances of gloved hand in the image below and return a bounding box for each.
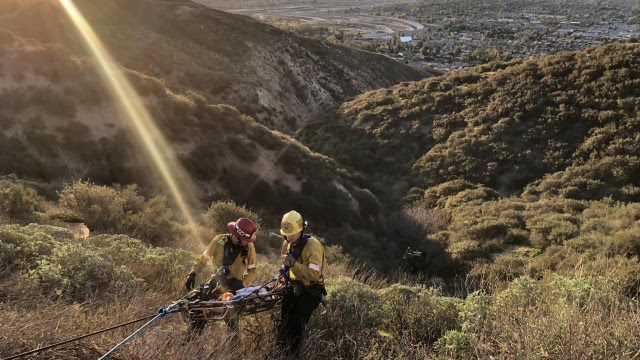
[283,254,296,267]
[185,272,196,291]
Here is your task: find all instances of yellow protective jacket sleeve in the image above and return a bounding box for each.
[281,236,326,287]
[191,234,257,287]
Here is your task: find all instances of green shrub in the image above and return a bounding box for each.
[1,223,193,301]
[527,213,579,249]
[0,224,65,269]
[58,181,135,231]
[254,231,283,254]
[444,187,500,209]
[330,229,382,265]
[182,142,223,181]
[422,180,476,208]
[227,136,259,163]
[472,275,640,359]
[379,284,462,344]
[385,205,448,258]
[119,196,183,247]
[324,244,354,266]
[27,242,141,299]
[433,330,473,359]
[0,180,45,222]
[58,181,180,245]
[325,276,385,333]
[87,234,193,291]
[351,187,381,219]
[203,200,261,237]
[612,224,640,256]
[467,255,527,292]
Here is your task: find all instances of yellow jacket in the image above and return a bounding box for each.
[191,234,257,290]
[281,235,326,287]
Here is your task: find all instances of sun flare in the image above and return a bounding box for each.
[58,0,198,236]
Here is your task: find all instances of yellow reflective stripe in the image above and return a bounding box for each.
[308,263,321,271]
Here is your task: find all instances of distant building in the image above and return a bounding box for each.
[400,36,413,43]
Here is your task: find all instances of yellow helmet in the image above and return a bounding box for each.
[280,210,307,236]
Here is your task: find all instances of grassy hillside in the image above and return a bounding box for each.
[0,28,390,245]
[300,43,640,199]
[1,204,639,359]
[299,42,640,292]
[2,7,640,359]
[0,0,429,133]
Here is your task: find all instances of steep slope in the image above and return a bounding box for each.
[299,43,640,202]
[0,29,379,233]
[0,0,429,133]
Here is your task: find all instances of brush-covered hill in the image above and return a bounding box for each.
[0,0,428,132]
[3,38,640,360]
[299,43,640,287]
[0,27,385,235]
[300,43,640,202]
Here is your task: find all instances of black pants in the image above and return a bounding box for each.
[277,289,321,359]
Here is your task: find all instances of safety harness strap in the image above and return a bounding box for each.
[220,235,245,289]
[280,235,326,309]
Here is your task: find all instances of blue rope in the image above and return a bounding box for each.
[98,293,189,360]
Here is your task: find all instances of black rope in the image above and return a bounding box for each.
[1,314,157,360]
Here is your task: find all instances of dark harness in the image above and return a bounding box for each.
[216,235,246,291]
[279,235,327,307]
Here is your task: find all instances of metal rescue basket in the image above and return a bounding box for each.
[181,275,288,323]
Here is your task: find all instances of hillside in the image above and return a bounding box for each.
[298,43,640,286]
[0,27,391,240]
[3,22,640,360]
[300,43,640,201]
[0,0,429,133]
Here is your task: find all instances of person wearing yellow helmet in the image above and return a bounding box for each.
[277,210,327,359]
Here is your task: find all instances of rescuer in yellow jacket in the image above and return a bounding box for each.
[277,210,327,359]
[184,217,258,339]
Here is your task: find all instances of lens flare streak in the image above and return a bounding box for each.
[59,0,197,228]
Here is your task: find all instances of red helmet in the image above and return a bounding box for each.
[227,217,257,242]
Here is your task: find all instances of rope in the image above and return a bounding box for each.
[0,314,156,360]
[98,306,182,360]
[1,278,285,360]
[98,292,191,360]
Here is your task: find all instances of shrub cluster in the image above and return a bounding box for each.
[0,223,192,302]
[203,200,262,236]
[299,44,640,205]
[57,181,181,246]
[304,272,639,359]
[0,180,45,223]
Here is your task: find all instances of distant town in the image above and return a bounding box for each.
[374,0,640,71]
[221,0,640,72]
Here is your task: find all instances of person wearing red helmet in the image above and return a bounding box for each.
[184,217,258,339]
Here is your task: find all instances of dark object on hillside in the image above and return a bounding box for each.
[404,247,428,273]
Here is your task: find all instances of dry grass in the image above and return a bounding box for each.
[469,278,640,359]
[2,247,640,360]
